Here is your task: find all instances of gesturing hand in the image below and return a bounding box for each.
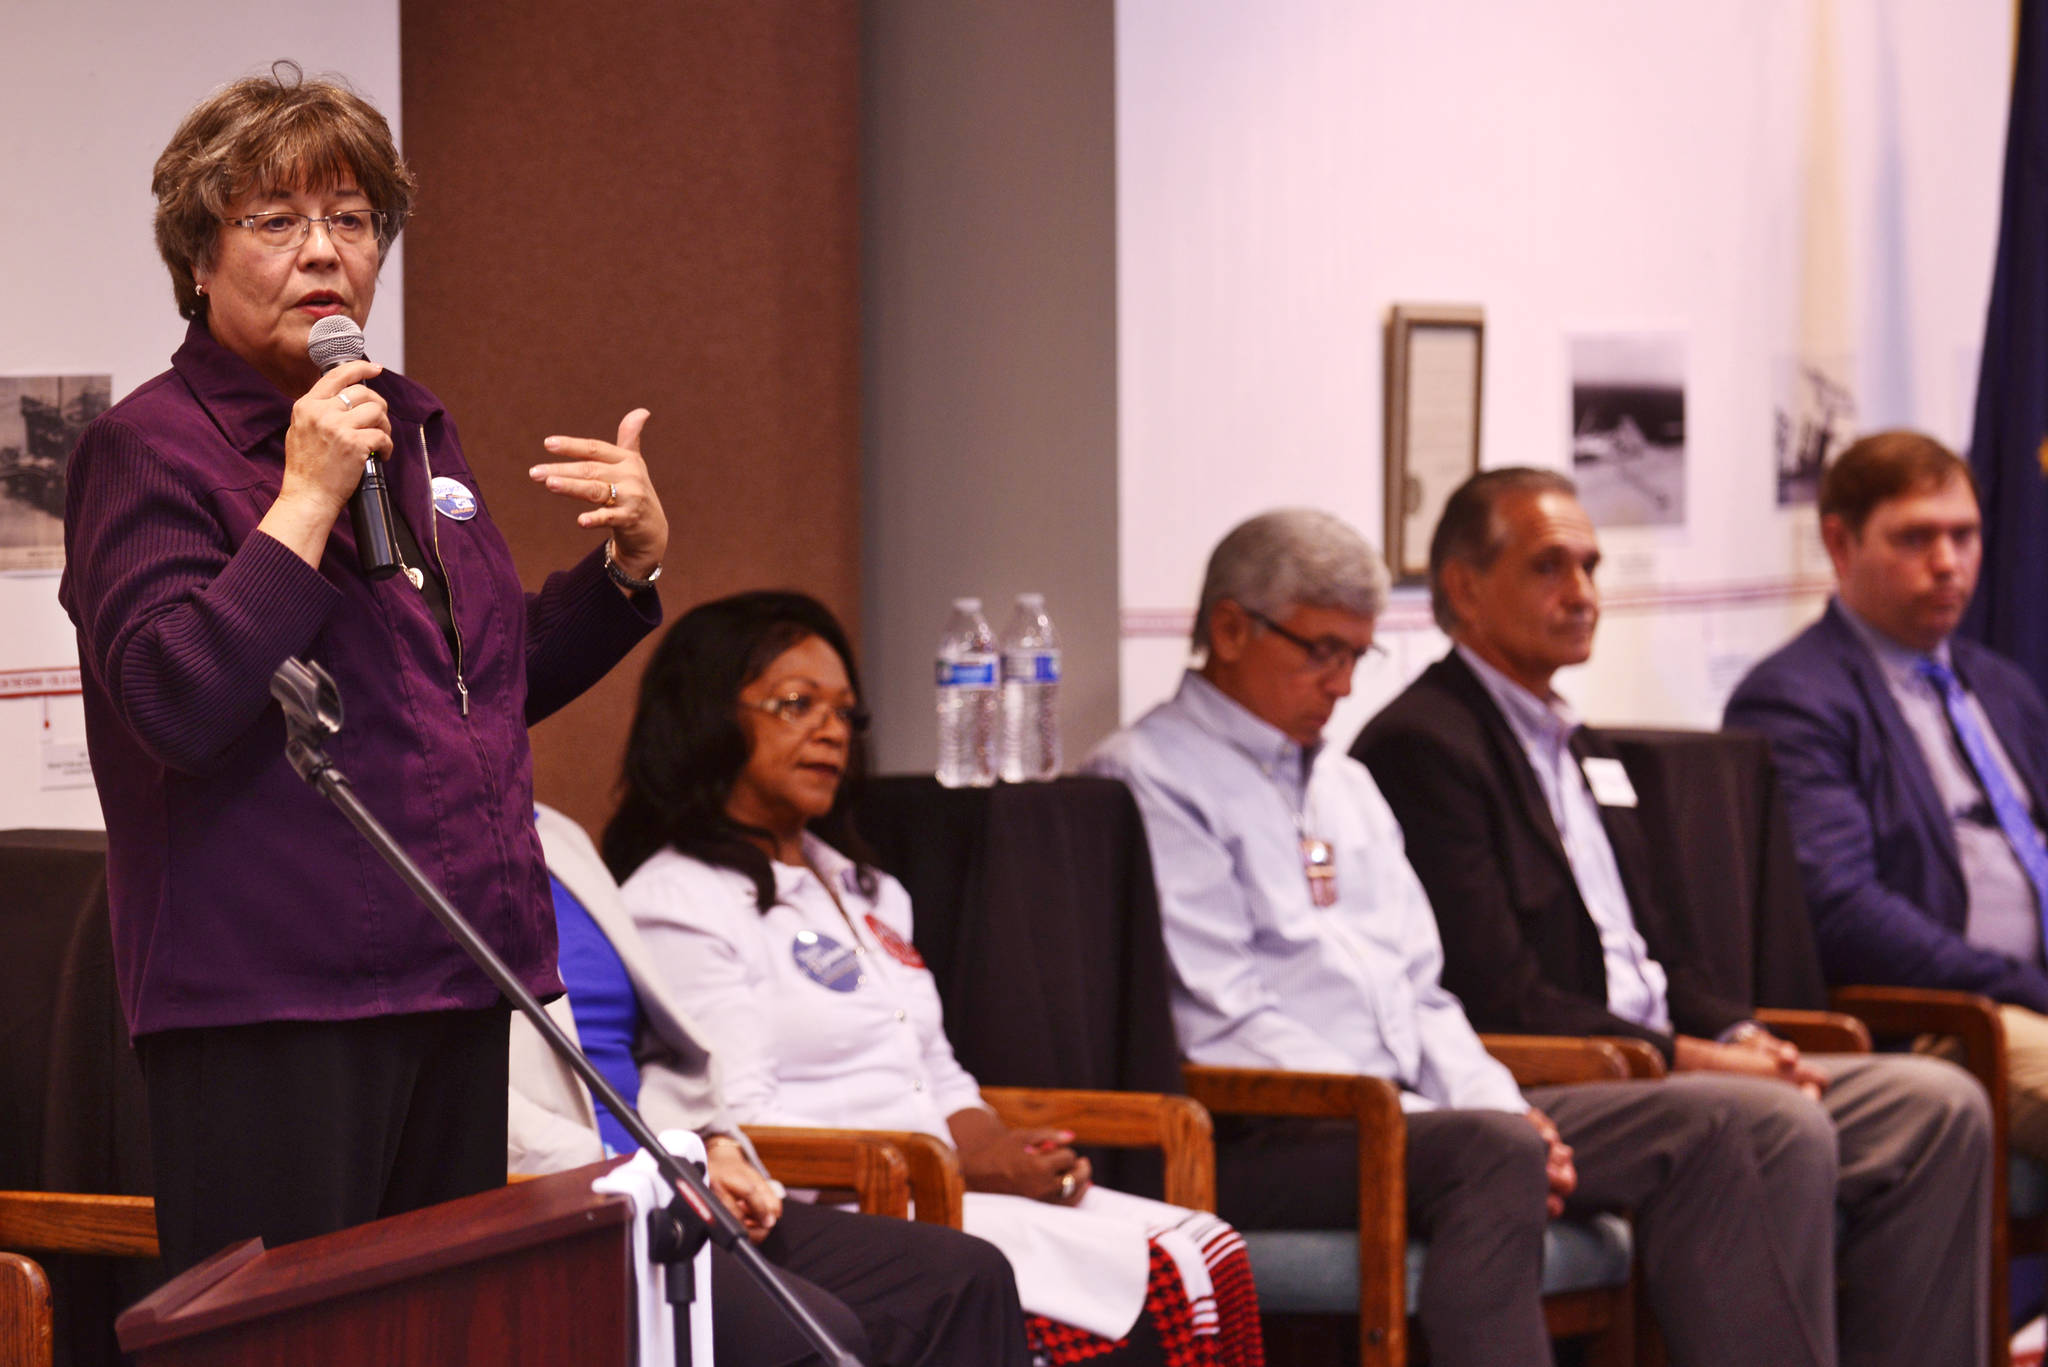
[529,407,669,589]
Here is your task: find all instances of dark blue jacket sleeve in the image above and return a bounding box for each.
[1725,655,2048,1013]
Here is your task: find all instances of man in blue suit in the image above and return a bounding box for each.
[1726,429,2048,1161]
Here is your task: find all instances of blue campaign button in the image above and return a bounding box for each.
[431,476,478,522]
[791,929,863,993]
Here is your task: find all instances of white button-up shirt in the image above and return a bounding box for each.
[1086,672,1527,1114]
[621,834,987,1139]
[1456,646,1673,1032]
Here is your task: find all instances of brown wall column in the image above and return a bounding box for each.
[400,1,861,841]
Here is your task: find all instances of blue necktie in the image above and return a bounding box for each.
[1917,657,2048,919]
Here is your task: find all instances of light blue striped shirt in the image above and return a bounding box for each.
[1086,671,1527,1114]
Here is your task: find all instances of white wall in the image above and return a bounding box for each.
[0,3,402,828]
[1115,0,2011,749]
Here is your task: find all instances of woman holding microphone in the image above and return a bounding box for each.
[61,63,667,1276]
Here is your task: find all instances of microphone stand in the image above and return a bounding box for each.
[270,658,863,1367]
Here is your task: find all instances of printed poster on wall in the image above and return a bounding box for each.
[1774,356,1856,507]
[0,374,108,572]
[1569,333,1686,529]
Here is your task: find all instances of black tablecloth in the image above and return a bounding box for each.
[0,828,158,1367]
[852,775,1184,1100]
[1606,729,1829,1011]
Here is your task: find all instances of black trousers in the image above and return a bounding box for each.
[718,1199,1031,1367]
[136,1006,511,1278]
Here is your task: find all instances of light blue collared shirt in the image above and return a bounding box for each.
[1085,672,1527,1114]
[1837,602,2043,964]
[1456,647,1673,1032]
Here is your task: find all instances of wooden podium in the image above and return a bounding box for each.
[116,1165,639,1365]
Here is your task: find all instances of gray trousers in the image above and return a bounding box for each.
[1216,1054,1988,1367]
[1540,1053,1988,1367]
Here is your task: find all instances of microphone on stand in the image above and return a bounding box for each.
[307,315,401,580]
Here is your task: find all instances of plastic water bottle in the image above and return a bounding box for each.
[999,594,1061,782]
[935,599,998,788]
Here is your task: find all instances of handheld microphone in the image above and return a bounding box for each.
[307,315,400,580]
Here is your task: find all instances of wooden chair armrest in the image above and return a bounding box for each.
[0,1252,52,1367]
[1180,1063,1403,1123]
[1755,1007,1872,1054]
[1828,987,2005,1074]
[0,1193,159,1260]
[1482,1034,1636,1085]
[742,1127,913,1219]
[1592,1036,1668,1078]
[790,1131,966,1228]
[979,1087,1215,1211]
[1181,1064,1407,1361]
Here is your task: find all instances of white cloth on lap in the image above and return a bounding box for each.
[592,1129,715,1367]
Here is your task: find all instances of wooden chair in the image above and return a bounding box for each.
[0,1193,157,1367]
[1180,1035,1642,1367]
[1829,983,2036,1363]
[1608,727,2017,1366]
[766,1083,1218,1232]
[0,1130,922,1367]
[851,778,1656,1365]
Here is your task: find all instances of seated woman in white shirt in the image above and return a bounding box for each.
[604,591,1264,1367]
[511,804,1032,1367]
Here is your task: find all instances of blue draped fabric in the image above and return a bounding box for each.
[1964,1,2048,690]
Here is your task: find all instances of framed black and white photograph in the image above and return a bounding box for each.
[0,374,107,572]
[1385,304,1483,582]
[1773,355,1856,506]
[1569,333,1686,528]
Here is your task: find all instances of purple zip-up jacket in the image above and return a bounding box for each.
[60,322,660,1037]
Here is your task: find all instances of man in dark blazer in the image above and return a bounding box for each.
[1725,429,2048,1163]
[1355,466,1991,1367]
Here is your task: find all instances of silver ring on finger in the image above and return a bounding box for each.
[605,481,619,508]
[337,389,356,410]
[1058,1171,1076,1201]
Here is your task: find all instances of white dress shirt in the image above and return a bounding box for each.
[621,835,987,1137]
[1085,671,1528,1114]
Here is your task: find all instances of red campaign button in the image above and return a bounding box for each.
[865,913,926,969]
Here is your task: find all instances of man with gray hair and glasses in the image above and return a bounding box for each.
[1086,508,1840,1367]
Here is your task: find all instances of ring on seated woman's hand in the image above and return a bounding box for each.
[337,389,355,410]
[1058,1171,1077,1201]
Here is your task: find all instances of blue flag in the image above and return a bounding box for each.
[1964,2,2048,686]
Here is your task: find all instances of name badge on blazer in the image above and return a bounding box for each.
[1580,757,1639,808]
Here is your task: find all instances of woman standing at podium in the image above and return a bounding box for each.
[59,66,668,1276]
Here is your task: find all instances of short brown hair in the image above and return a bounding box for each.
[152,61,416,322]
[1819,430,1977,536]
